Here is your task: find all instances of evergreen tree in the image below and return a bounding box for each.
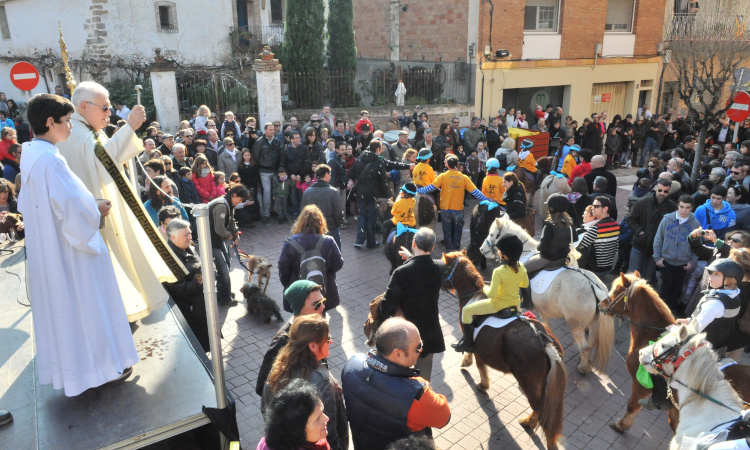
[326,0,357,72]
[283,0,325,107]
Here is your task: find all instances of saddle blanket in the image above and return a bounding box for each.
[530,267,567,295]
[474,316,518,340]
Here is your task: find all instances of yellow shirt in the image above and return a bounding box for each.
[517,152,537,173]
[391,197,416,227]
[412,162,436,187]
[561,154,578,177]
[481,174,506,205]
[483,263,529,311]
[432,170,478,211]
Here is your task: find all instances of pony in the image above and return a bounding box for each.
[384,230,414,273]
[467,202,503,270]
[514,155,551,205]
[539,175,572,219]
[442,250,567,450]
[479,213,615,374]
[639,324,747,450]
[601,272,750,434]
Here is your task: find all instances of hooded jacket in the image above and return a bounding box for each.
[653,211,700,266]
[694,199,737,239]
[495,146,519,169]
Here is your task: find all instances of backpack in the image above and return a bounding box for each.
[286,236,327,293]
[497,152,508,170]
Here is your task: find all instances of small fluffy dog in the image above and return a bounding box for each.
[241,283,283,323]
[240,254,272,293]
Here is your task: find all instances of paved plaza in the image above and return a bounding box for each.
[223,167,676,449]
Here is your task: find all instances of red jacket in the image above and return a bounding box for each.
[354,118,373,135]
[0,138,16,162]
[568,161,592,186]
[194,172,221,203]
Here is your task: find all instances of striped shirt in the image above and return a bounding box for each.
[577,217,620,272]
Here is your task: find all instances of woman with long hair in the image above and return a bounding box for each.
[259,379,332,450]
[524,194,578,273]
[262,315,348,450]
[305,128,326,168]
[143,175,188,225]
[191,154,221,203]
[501,172,526,220]
[278,205,343,314]
[436,122,457,150]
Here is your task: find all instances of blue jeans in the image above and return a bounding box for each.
[356,200,378,247]
[441,210,465,251]
[290,185,302,215]
[212,245,232,303]
[639,137,659,166]
[328,227,341,250]
[629,247,656,284]
[259,172,274,218]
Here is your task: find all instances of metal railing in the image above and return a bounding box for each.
[230,25,285,55]
[364,63,475,106]
[281,70,359,109]
[665,13,750,39]
[176,73,258,125]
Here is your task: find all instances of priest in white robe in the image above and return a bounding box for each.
[57,81,187,321]
[19,94,139,397]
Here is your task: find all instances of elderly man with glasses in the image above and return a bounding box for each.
[217,137,239,176]
[626,179,678,282]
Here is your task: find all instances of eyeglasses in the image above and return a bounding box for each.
[184,134,194,138]
[592,204,603,209]
[226,143,235,147]
[313,298,327,311]
[84,100,111,112]
[732,171,742,175]
[164,162,172,167]
[415,341,423,353]
[657,189,670,194]
[731,236,743,243]
[648,165,656,168]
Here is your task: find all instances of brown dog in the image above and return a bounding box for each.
[239,254,272,293]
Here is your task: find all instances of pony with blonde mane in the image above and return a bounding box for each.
[479,212,614,374]
[539,174,572,219]
[640,323,746,450]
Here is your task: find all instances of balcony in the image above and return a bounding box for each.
[230,25,285,55]
[665,13,750,40]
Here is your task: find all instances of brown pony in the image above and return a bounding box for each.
[602,272,750,434]
[514,155,551,205]
[443,250,567,450]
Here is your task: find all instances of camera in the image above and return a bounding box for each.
[700,230,706,236]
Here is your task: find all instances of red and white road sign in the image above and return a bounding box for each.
[727,91,750,122]
[10,62,40,91]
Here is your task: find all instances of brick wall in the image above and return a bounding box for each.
[352,0,469,62]
[478,0,525,60]
[633,0,666,57]
[560,0,607,59]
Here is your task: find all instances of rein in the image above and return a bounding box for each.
[441,257,482,301]
[601,281,668,332]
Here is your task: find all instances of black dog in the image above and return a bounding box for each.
[241,283,283,323]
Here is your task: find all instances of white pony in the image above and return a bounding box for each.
[539,174,571,219]
[639,323,748,450]
[480,213,614,374]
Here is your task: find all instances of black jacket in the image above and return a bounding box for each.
[328,153,348,189]
[380,255,447,355]
[626,192,677,253]
[503,184,527,219]
[584,121,602,152]
[255,321,292,396]
[538,222,578,261]
[251,136,280,171]
[349,151,391,203]
[302,181,344,228]
[237,162,260,190]
[163,241,210,352]
[281,143,312,176]
[584,167,618,198]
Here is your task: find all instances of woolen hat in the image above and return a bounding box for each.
[547,193,571,214]
[285,280,319,315]
[496,235,524,263]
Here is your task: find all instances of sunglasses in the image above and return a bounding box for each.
[592,204,603,209]
[415,341,423,352]
[731,236,743,243]
[313,298,327,311]
[648,165,656,168]
[226,143,235,147]
[84,100,111,112]
[732,171,742,175]
[657,189,670,194]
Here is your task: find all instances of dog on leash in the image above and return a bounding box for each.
[241,283,283,323]
[239,254,272,293]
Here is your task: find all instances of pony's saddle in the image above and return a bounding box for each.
[528,265,567,295]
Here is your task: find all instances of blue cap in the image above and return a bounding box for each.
[486,158,500,170]
[569,144,581,152]
[521,139,534,149]
[417,149,432,160]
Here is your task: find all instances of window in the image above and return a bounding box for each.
[271,0,284,24]
[0,6,10,40]
[154,2,178,33]
[524,0,560,32]
[605,0,636,32]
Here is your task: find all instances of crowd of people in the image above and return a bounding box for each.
[5,82,750,449]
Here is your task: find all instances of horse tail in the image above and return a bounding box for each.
[539,343,566,447]
[589,310,615,372]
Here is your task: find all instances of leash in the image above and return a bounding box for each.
[670,377,747,415]
[233,246,252,273]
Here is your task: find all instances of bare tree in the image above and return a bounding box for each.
[663,11,750,184]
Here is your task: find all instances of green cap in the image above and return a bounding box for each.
[285,280,319,315]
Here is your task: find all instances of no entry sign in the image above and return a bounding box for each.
[727,91,750,122]
[10,62,40,91]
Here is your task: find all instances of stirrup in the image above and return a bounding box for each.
[452,339,473,353]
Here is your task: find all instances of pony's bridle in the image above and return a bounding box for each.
[648,338,708,410]
[482,220,534,263]
[600,281,637,316]
[442,256,482,301]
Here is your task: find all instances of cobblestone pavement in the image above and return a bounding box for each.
[222,168,677,449]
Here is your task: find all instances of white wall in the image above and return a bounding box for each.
[602,34,636,57]
[522,34,562,60]
[0,0,235,68]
